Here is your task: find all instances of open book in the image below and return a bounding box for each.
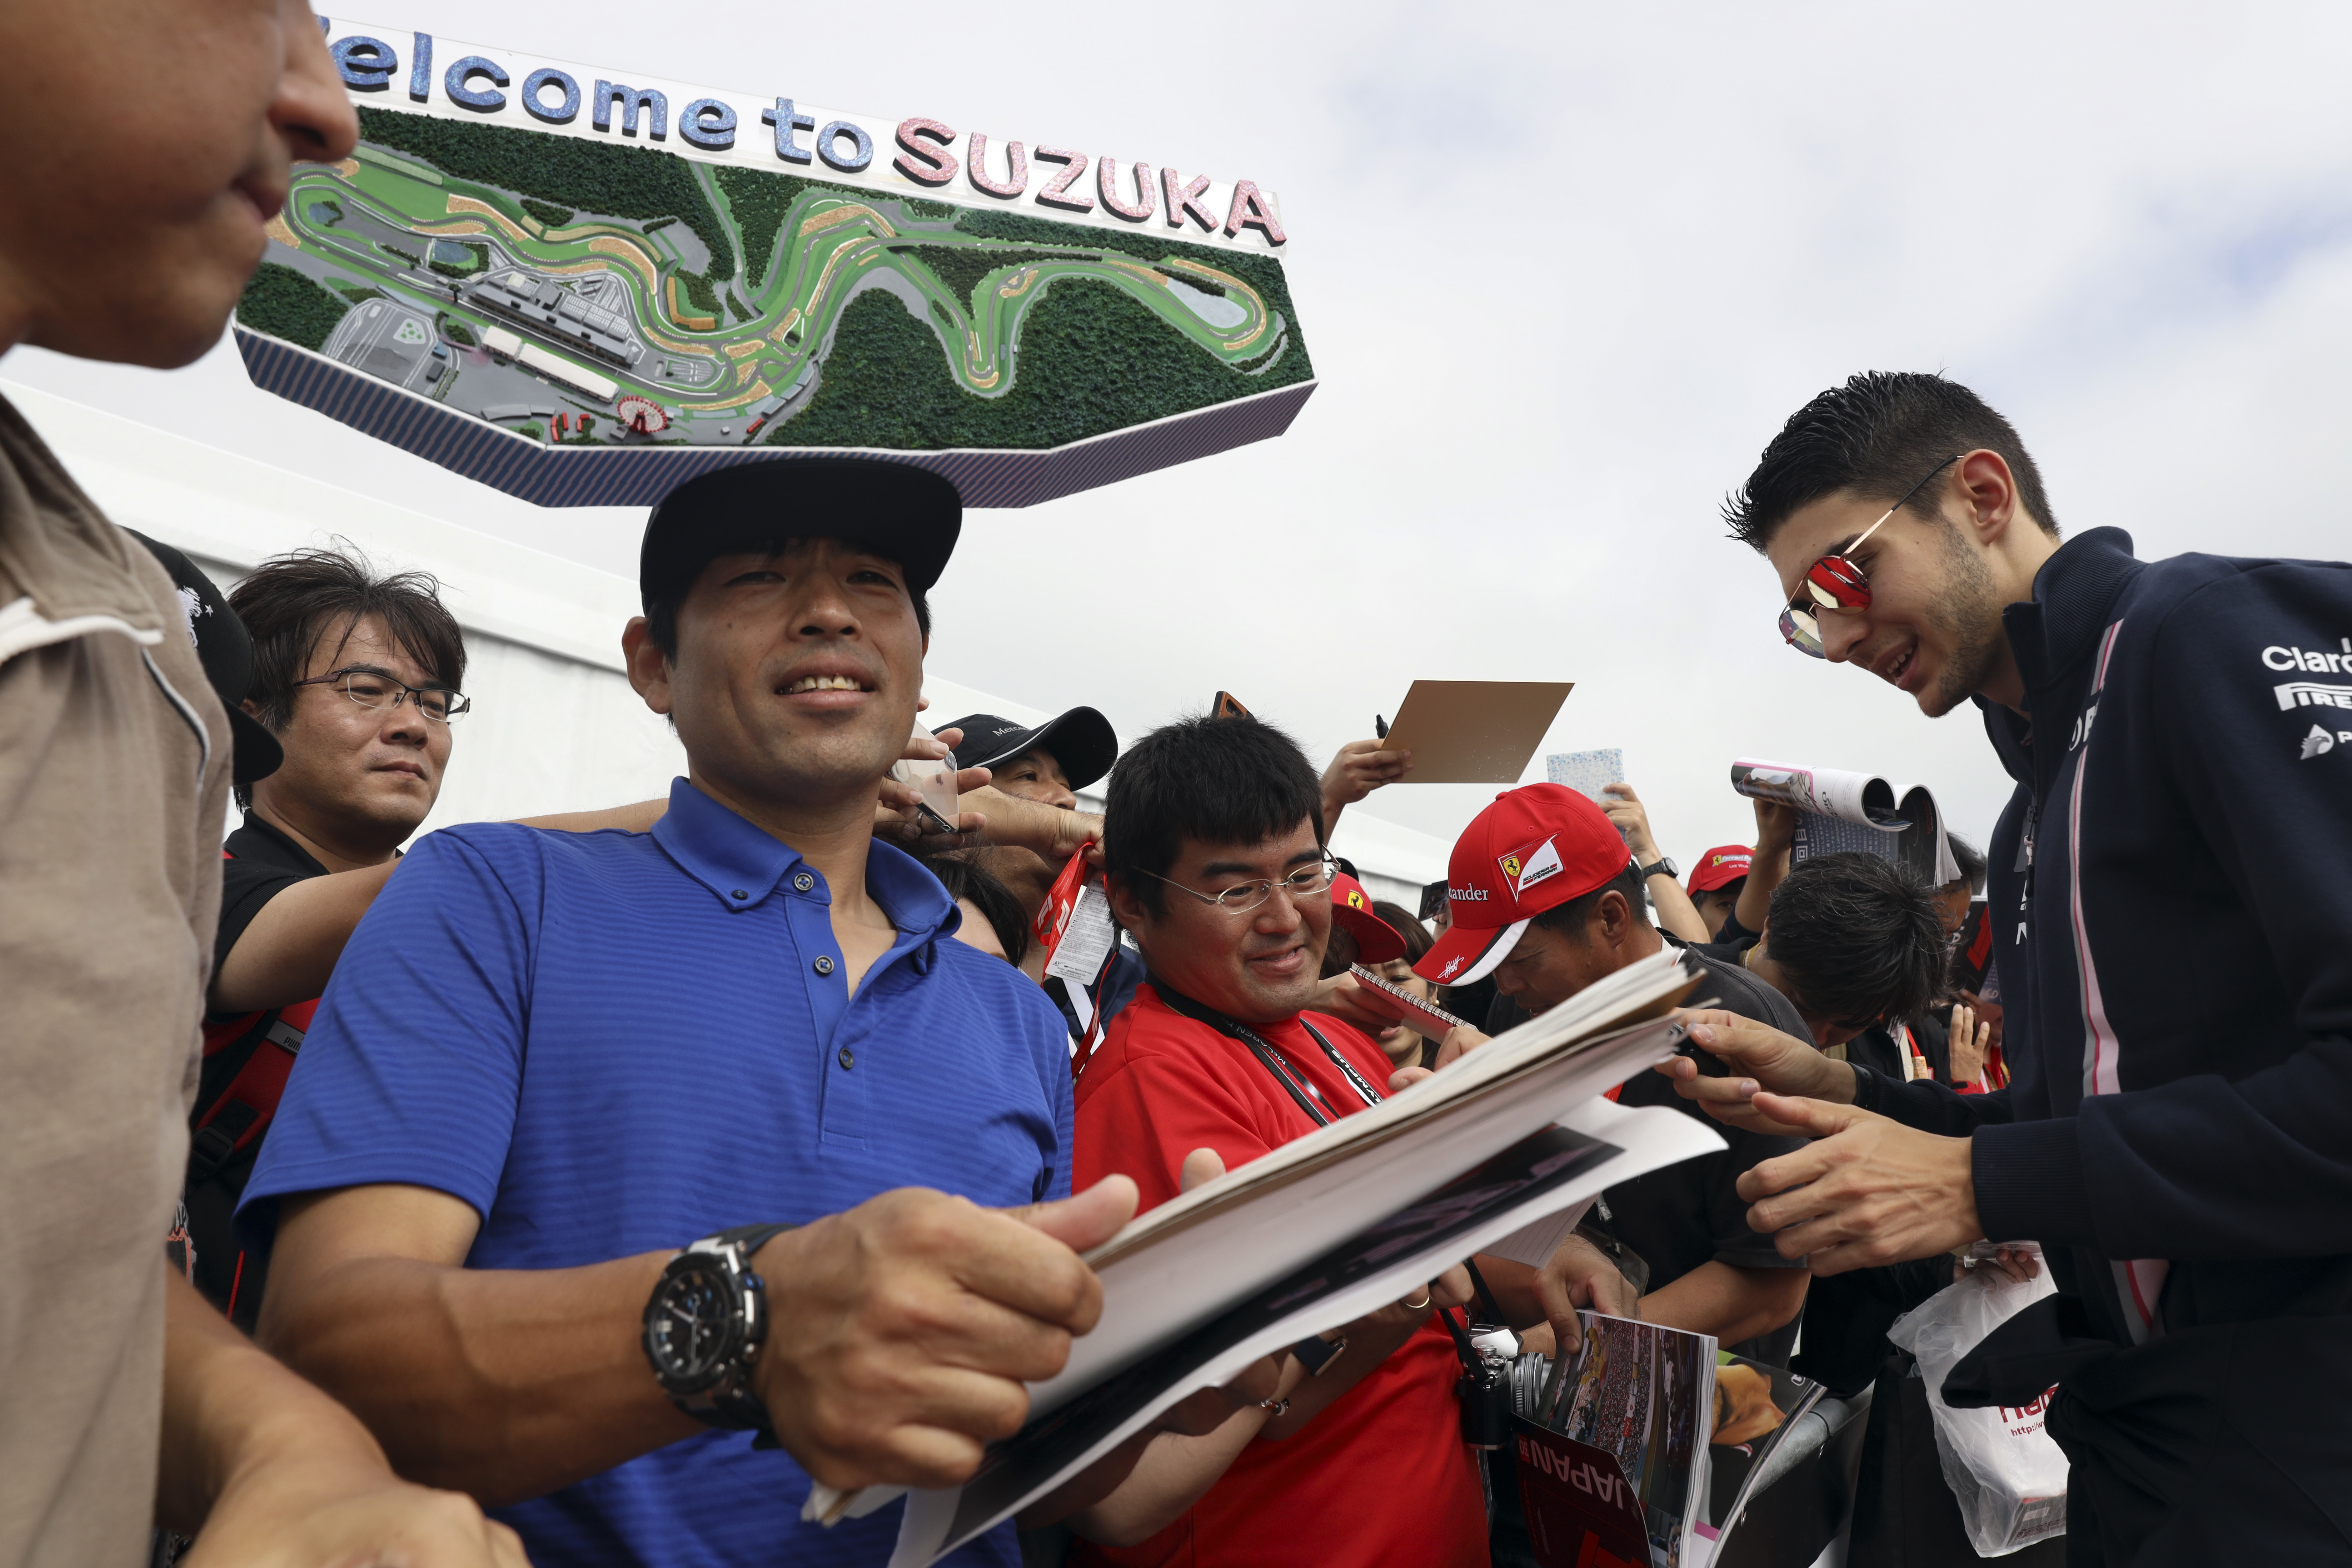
[1730,758,1959,886]
[858,949,1719,1565]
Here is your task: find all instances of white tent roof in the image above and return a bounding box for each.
[4,377,1448,906]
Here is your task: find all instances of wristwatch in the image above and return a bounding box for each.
[642,1222,795,1442]
[1291,1333,1349,1377]
[1639,856,1679,881]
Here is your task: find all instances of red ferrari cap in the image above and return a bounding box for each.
[1329,872,1406,965]
[1686,845,1754,896]
[1413,784,1633,987]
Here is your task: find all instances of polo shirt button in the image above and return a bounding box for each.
[838,1046,855,1070]
[731,890,748,901]
[814,955,836,976]
[793,872,814,893]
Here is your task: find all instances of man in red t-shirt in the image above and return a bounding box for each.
[1073,715,1627,1568]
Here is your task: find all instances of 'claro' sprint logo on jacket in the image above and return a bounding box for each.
[2264,642,2352,711]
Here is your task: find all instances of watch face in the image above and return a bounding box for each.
[647,1262,739,1389]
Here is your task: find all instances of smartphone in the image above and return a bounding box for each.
[890,726,961,836]
[1348,964,1470,1042]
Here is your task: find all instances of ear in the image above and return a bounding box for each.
[1107,873,1153,934]
[622,616,674,715]
[1596,888,1635,945]
[1953,449,2020,544]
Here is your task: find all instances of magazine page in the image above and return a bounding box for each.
[888,1098,1725,1566]
[1518,1311,1718,1568]
[1695,1353,1828,1558]
[1731,760,1959,885]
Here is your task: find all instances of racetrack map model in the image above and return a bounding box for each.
[234,108,1313,503]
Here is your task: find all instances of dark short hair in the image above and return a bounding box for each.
[1104,715,1325,918]
[642,538,932,659]
[924,855,1028,965]
[1943,833,1987,896]
[1374,901,1435,965]
[229,547,465,805]
[1528,862,1648,942]
[1765,852,1947,1027]
[1723,372,2059,552]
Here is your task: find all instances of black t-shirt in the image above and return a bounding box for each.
[1485,935,1810,1362]
[213,812,332,981]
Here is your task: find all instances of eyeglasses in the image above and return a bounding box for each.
[1136,853,1338,915]
[1778,454,1962,658]
[293,667,472,725]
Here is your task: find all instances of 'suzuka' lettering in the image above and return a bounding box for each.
[893,118,958,186]
[1162,168,1216,231]
[967,133,1027,198]
[1224,179,1285,244]
[1098,156,1155,222]
[1034,148,1092,212]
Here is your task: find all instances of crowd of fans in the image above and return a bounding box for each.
[121,499,2018,1568]
[6,6,2344,1568]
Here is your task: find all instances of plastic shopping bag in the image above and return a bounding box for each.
[1885,1263,2069,1555]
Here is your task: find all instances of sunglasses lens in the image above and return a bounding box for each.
[1807,556,1871,609]
[1779,606,1827,658]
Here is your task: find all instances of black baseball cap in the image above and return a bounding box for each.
[639,458,962,615]
[127,531,284,787]
[937,707,1118,791]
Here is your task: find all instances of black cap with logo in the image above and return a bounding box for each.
[638,458,962,615]
[937,707,1118,792]
[127,531,283,786]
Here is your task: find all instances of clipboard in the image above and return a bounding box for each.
[1377,680,1575,784]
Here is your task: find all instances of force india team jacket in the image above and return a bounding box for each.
[1853,527,2352,1354]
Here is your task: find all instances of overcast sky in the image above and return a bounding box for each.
[13,0,2352,871]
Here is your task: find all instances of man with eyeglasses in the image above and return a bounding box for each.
[1076,715,1633,1568]
[1667,370,2352,1560]
[190,546,476,1329]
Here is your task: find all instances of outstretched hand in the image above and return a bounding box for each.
[1534,1235,1640,1355]
[1653,1009,1854,1131]
[1732,1096,1982,1276]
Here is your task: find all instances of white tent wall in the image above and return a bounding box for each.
[4,378,1449,910]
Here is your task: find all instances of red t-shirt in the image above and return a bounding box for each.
[1071,984,1489,1568]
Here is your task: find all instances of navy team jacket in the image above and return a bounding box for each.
[1852,527,2352,1350]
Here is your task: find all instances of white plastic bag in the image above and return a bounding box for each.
[1885,1264,2070,1555]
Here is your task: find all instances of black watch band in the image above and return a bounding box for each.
[1639,856,1678,881]
[643,1222,794,1443]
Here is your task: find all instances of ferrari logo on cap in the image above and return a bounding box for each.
[1499,838,1564,899]
[1346,889,1367,909]
[1437,955,1465,981]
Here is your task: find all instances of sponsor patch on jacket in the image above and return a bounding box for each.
[2275,680,2352,711]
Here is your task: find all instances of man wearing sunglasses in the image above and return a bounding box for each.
[1672,370,2352,1561]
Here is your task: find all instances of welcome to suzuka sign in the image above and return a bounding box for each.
[234,19,1313,506]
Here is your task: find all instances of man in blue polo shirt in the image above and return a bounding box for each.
[244,459,1137,1566]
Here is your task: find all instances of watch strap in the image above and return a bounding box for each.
[1639,857,1678,881]
[654,1222,797,1438]
[1290,1333,1348,1376]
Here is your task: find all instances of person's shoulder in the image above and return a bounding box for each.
[1076,989,1229,1090]
[1682,947,1806,1036]
[928,940,1065,1031]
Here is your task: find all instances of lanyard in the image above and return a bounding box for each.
[1153,983,1383,1128]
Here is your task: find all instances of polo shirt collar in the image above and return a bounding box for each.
[649,777,958,942]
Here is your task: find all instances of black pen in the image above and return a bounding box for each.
[1375,715,1388,740]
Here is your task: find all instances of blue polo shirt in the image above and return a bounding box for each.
[242,777,1073,1568]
